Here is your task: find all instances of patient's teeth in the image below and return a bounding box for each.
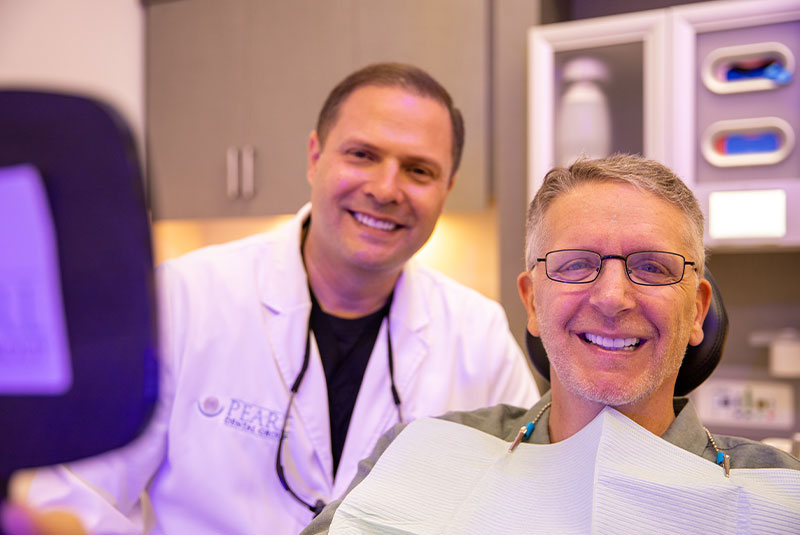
[584,333,640,351]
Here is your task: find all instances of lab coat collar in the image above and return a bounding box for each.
[388,259,430,333]
[257,202,430,331]
[256,202,433,493]
[257,204,333,491]
[258,202,312,317]
[257,201,431,329]
[327,261,432,494]
[330,270,431,495]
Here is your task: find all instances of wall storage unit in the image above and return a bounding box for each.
[528,0,800,249]
[671,0,800,249]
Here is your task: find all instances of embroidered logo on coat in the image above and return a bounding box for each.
[223,398,284,441]
[197,396,224,417]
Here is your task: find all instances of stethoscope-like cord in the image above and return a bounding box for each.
[275,297,401,516]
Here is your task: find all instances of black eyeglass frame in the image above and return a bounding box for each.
[535,249,697,286]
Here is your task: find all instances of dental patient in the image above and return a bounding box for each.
[302,154,800,535]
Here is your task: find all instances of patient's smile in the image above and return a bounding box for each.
[582,333,641,351]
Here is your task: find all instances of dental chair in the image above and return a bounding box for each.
[525,268,729,395]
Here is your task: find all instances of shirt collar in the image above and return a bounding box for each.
[526,393,707,457]
[661,397,709,457]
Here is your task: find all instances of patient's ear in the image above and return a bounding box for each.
[689,278,712,346]
[517,271,541,337]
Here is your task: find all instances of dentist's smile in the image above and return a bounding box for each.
[350,210,401,231]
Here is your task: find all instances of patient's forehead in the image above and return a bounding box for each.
[541,182,691,253]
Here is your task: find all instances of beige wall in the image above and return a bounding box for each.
[0,0,144,147]
[152,207,500,301]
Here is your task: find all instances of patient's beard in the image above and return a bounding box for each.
[541,325,689,408]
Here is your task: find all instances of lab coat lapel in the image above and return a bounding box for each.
[386,261,430,408]
[333,261,430,496]
[258,204,335,490]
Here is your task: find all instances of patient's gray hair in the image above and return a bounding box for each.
[524,153,706,275]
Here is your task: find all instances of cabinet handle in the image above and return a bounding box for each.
[241,145,255,199]
[226,146,240,199]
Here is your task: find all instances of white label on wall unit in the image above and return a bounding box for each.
[709,189,787,239]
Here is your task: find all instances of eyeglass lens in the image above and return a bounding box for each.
[545,250,687,285]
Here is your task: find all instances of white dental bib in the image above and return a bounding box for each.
[330,407,800,534]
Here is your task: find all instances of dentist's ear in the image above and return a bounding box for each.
[306,130,321,186]
[517,270,541,337]
[445,168,458,193]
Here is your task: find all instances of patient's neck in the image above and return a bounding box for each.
[548,379,677,443]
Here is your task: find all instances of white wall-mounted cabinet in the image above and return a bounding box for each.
[527,9,670,197]
[671,0,800,250]
[528,0,800,250]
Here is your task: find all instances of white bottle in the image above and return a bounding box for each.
[556,57,612,167]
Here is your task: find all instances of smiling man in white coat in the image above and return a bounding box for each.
[6,63,539,534]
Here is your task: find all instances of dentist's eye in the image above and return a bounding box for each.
[410,166,431,177]
[405,163,439,183]
[342,144,378,162]
[350,150,371,160]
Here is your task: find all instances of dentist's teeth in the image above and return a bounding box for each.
[354,212,397,231]
[584,333,640,351]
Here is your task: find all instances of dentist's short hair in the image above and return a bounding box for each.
[316,62,465,178]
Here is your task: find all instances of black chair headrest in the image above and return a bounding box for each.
[525,267,728,396]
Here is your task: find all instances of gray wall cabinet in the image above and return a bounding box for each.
[146,0,489,219]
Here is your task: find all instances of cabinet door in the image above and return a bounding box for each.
[353,0,490,212]
[241,0,356,217]
[146,0,249,219]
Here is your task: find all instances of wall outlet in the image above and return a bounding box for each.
[693,379,795,430]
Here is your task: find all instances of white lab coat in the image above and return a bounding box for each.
[19,204,539,534]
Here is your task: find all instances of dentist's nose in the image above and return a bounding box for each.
[588,257,636,317]
[364,161,403,204]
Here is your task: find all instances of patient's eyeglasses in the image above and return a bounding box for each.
[535,249,696,286]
